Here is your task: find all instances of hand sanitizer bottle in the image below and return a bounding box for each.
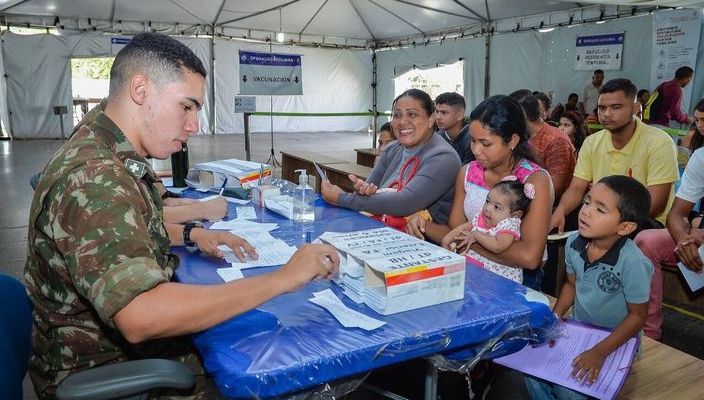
[293,169,315,223]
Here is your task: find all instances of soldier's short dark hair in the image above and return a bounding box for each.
[109,32,206,97]
[435,92,466,110]
[599,79,637,101]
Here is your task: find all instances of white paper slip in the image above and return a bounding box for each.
[547,230,578,241]
[166,187,187,194]
[228,246,297,268]
[677,262,704,291]
[235,206,258,220]
[199,194,221,202]
[225,197,251,205]
[209,219,278,231]
[161,177,174,187]
[309,289,385,331]
[216,267,244,282]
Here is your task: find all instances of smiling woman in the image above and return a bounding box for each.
[320,88,461,228]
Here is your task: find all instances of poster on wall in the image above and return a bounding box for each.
[110,37,131,55]
[238,50,303,95]
[574,33,624,71]
[651,9,701,112]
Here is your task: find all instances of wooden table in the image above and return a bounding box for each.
[354,147,380,168]
[320,162,372,192]
[280,150,348,188]
[618,336,704,399]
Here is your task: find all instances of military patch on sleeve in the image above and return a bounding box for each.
[125,159,147,178]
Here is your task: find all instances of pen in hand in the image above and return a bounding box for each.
[219,177,228,196]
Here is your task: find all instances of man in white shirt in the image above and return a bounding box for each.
[583,69,605,117]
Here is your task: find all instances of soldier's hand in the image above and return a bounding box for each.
[199,196,228,221]
[190,228,257,261]
[275,244,340,292]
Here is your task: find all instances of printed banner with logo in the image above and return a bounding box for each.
[574,33,624,71]
[110,37,131,55]
[651,9,701,112]
[238,50,303,95]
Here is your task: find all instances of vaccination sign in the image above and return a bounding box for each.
[574,33,624,71]
[238,50,303,95]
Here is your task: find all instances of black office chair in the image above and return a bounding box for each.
[0,274,196,400]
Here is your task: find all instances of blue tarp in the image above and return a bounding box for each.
[173,193,557,399]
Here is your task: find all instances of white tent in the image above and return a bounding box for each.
[1,1,703,138]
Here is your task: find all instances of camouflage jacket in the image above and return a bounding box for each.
[24,110,179,398]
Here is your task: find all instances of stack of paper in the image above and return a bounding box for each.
[320,227,466,315]
[185,158,272,191]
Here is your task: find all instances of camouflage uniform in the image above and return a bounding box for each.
[24,110,211,399]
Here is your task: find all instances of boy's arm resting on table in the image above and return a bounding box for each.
[572,302,647,385]
[469,170,554,269]
[113,243,340,344]
[472,231,516,254]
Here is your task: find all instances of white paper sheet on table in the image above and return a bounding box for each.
[309,289,385,331]
[235,206,257,220]
[216,267,244,282]
[209,219,278,231]
[677,247,704,292]
[225,197,251,205]
[227,245,297,269]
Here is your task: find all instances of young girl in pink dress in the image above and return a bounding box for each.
[453,177,535,283]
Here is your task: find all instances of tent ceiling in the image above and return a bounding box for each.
[0,0,700,45]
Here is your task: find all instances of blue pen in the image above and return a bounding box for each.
[219,177,228,196]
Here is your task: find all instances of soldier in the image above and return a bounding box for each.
[24,32,339,399]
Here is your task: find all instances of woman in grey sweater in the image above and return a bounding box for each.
[321,89,461,225]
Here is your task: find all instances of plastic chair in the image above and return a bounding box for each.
[0,274,196,400]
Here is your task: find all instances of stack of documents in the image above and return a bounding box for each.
[309,289,386,331]
[320,227,466,315]
[186,159,272,192]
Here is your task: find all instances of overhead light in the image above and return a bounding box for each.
[538,27,555,33]
[276,8,284,43]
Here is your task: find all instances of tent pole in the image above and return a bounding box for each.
[483,31,491,98]
[210,36,216,134]
[372,49,378,148]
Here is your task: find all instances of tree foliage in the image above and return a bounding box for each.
[71,57,114,79]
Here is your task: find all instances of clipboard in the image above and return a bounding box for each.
[313,162,328,181]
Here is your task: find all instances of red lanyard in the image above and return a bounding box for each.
[388,156,420,190]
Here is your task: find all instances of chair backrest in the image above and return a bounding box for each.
[0,274,33,400]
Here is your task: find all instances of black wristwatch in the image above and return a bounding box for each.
[183,221,203,247]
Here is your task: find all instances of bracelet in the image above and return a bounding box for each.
[183,221,203,247]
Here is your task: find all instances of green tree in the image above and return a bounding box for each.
[71,58,114,79]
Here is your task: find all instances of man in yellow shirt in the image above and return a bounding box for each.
[551,78,678,340]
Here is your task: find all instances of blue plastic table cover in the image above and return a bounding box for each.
[173,193,557,399]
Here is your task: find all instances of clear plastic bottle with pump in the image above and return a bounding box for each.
[293,169,315,223]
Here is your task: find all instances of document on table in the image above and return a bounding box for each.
[216,267,244,282]
[677,262,704,291]
[209,219,278,231]
[217,229,297,268]
[198,194,221,202]
[309,289,385,331]
[235,206,257,220]
[494,320,638,400]
[225,197,251,204]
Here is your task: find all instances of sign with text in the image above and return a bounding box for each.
[574,33,624,71]
[651,9,701,113]
[234,96,256,113]
[110,37,131,55]
[238,50,303,95]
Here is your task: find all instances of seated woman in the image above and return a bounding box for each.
[321,89,461,226]
[377,122,396,152]
[558,110,588,153]
[406,95,554,290]
[680,98,704,153]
